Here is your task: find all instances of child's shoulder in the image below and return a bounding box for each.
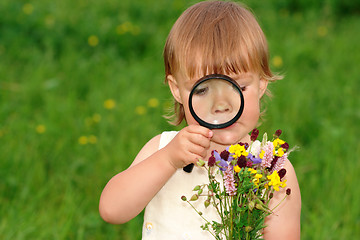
[130,131,178,167]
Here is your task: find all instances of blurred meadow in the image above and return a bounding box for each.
[1,0,359,239]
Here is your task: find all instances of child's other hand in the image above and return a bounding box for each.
[165,125,213,169]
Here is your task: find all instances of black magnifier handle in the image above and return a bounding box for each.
[183,163,194,173]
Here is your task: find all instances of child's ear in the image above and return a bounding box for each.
[259,78,269,98]
[167,75,183,104]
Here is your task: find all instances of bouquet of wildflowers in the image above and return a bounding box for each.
[181,129,292,240]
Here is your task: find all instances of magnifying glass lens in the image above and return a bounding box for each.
[189,74,244,130]
[192,78,241,126]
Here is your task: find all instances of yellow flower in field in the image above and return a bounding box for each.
[45,15,55,27]
[88,135,97,144]
[78,136,88,145]
[92,113,101,123]
[23,3,34,15]
[36,125,46,134]
[104,99,116,109]
[116,22,131,35]
[135,106,147,115]
[116,22,140,35]
[229,144,248,158]
[317,26,328,37]
[272,55,283,68]
[147,98,159,108]
[88,35,99,47]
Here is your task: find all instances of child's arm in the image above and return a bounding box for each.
[99,125,213,224]
[263,160,302,240]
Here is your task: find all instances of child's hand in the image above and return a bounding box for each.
[165,125,213,169]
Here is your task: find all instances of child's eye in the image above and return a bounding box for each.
[194,87,208,95]
[240,86,246,91]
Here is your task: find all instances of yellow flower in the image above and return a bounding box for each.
[252,173,263,186]
[23,3,34,15]
[267,171,287,191]
[234,165,241,173]
[248,168,257,174]
[135,106,146,115]
[92,113,101,123]
[116,22,131,35]
[259,150,265,159]
[317,26,328,37]
[88,135,97,144]
[88,35,99,47]
[273,138,285,148]
[147,98,159,108]
[36,125,46,134]
[276,147,285,157]
[228,144,248,158]
[104,99,116,109]
[44,15,55,27]
[78,136,88,145]
[116,22,140,35]
[272,56,283,68]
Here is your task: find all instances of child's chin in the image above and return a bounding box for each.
[211,132,243,146]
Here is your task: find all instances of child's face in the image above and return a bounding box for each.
[168,71,268,146]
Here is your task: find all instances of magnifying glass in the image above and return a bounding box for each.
[183,74,245,173]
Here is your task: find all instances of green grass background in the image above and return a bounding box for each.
[1,0,359,239]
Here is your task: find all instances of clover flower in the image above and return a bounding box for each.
[271,153,288,172]
[261,142,274,168]
[224,167,236,196]
[250,128,259,141]
[208,155,216,167]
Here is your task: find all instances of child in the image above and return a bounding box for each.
[99,1,301,239]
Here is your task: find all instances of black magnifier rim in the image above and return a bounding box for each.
[188,74,244,129]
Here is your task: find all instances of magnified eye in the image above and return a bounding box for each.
[193,86,208,95]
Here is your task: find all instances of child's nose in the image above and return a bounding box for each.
[213,101,232,114]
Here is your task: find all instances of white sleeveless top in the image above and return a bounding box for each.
[142,131,220,240]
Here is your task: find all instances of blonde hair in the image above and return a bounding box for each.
[164,1,281,125]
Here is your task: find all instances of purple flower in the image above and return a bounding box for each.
[213,150,228,171]
[247,153,262,164]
